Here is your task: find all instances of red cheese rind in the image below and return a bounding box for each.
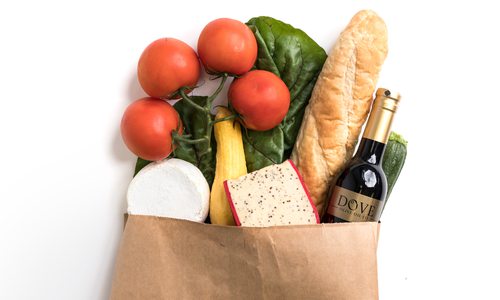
[224,180,241,226]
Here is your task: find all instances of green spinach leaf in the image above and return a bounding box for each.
[173,96,216,185]
[134,157,151,176]
[244,17,327,171]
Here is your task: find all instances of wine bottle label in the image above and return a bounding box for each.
[327,186,382,222]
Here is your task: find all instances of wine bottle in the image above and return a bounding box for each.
[322,88,401,223]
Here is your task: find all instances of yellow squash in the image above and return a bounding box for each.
[210,107,247,225]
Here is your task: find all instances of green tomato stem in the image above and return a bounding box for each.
[210,113,239,126]
[179,88,207,112]
[172,131,207,145]
[207,73,228,105]
[173,73,231,172]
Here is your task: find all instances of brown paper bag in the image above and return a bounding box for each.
[111,215,380,299]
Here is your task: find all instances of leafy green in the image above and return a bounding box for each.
[134,157,151,176]
[244,16,327,171]
[173,96,216,185]
[242,127,284,172]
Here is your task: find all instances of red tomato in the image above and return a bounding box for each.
[228,70,290,131]
[197,18,257,75]
[138,38,200,99]
[121,97,182,161]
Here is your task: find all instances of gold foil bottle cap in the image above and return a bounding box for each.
[363,88,401,144]
[374,88,401,112]
[376,88,401,100]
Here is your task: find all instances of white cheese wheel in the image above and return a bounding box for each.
[127,158,210,222]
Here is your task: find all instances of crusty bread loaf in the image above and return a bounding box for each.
[291,10,388,216]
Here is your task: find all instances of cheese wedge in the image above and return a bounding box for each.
[224,160,319,227]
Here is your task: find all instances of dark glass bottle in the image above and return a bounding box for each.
[322,88,401,223]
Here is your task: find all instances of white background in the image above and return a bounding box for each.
[1,0,499,299]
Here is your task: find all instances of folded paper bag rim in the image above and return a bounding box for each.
[111,215,380,300]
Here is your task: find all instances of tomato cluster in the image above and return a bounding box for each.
[121,18,291,161]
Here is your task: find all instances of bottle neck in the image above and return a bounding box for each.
[362,92,398,145]
[355,89,399,165]
[354,138,386,165]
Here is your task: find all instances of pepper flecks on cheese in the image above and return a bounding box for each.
[224,160,320,227]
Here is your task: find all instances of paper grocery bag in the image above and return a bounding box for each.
[111,215,380,300]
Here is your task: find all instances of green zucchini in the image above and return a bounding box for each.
[382,132,408,199]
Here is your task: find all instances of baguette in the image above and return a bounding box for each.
[291,10,388,216]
